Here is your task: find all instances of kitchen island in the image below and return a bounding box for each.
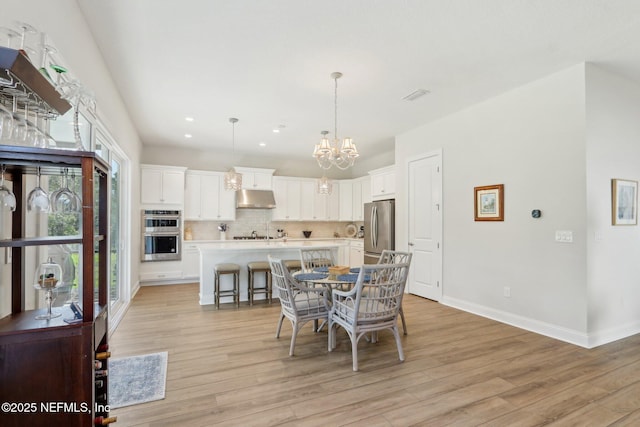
[198,240,347,305]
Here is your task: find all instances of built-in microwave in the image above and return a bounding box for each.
[141,210,182,262]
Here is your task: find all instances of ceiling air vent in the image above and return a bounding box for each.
[402,89,430,101]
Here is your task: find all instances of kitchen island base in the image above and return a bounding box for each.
[198,241,346,305]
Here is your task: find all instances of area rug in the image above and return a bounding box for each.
[108,351,168,409]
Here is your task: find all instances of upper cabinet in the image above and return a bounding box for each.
[369,165,396,200]
[272,177,302,220]
[277,177,339,221]
[184,170,235,221]
[233,167,275,190]
[339,176,370,221]
[141,164,186,206]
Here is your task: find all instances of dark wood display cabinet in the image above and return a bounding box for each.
[0,46,115,426]
[0,146,111,426]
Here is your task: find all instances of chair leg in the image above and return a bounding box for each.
[266,271,272,304]
[235,272,240,307]
[392,326,405,362]
[275,313,285,338]
[289,320,298,356]
[248,270,253,306]
[214,273,220,308]
[400,306,408,335]
[351,333,359,371]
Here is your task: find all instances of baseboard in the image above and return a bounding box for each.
[441,296,590,348]
[587,320,640,348]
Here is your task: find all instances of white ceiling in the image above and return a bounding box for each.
[78,0,640,164]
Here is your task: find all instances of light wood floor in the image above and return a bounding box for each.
[109,283,640,426]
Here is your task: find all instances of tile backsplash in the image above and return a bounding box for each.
[185,209,362,240]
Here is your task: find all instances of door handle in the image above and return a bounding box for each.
[408,242,414,246]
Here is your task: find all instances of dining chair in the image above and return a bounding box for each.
[299,248,336,273]
[328,262,410,371]
[377,250,412,335]
[268,255,330,356]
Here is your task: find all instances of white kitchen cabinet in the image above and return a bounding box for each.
[184,170,235,221]
[182,242,200,279]
[233,167,275,189]
[349,240,364,267]
[325,182,340,220]
[139,260,183,283]
[272,177,302,220]
[339,179,353,220]
[339,177,369,221]
[369,165,396,200]
[300,179,316,220]
[298,179,340,221]
[360,175,372,205]
[141,164,186,205]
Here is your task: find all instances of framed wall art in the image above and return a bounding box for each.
[474,184,504,221]
[611,178,637,225]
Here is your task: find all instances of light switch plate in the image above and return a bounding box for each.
[555,230,573,243]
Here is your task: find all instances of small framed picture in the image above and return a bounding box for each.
[474,184,504,221]
[611,179,637,225]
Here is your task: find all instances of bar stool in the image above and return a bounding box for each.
[214,263,240,308]
[283,259,302,273]
[247,261,272,305]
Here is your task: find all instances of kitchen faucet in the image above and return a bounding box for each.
[251,230,257,239]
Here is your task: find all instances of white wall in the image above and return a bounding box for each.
[3,0,144,306]
[396,65,590,344]
[585,64,640,345]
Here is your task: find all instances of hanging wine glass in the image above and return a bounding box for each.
[34,257,62,320]
[9,96,28,144]
[69,169,82,209]
[27,166,49,212]
[0,103,13,141]
[51,168,79,212]
[0,165,16,212]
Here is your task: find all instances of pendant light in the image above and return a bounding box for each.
[312,72,359,170]
[224,117,242,191]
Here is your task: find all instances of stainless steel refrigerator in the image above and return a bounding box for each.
[364,200,395,264]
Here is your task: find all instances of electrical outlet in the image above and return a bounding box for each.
[503,286,511,298]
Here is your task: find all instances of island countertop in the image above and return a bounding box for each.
[198,240,347,305]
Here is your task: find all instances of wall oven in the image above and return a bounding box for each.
[141,210,182,262]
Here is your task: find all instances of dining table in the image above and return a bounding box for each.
[293,267,364,294]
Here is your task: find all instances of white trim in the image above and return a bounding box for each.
[587,321,640,348]
[442,295,590,348]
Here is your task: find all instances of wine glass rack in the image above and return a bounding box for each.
[0,46,71,117]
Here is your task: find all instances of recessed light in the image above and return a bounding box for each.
[272,129,280,133]
[184,133,192,138]
[259,142,266,147]
[185,117,194,122]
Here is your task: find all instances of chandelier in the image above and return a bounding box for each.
[224,117,242,191]
[312,72,359,170]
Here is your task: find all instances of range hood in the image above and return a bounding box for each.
[236,189,276,209]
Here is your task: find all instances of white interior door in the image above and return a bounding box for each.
[408,151,442,301]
